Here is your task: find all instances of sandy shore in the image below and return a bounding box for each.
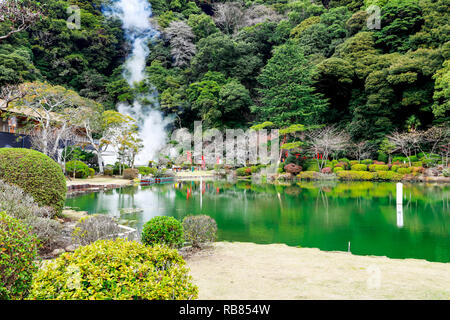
[186,242,450,300]
[66,176,134,187]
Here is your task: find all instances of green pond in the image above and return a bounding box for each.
[65,180,450,263]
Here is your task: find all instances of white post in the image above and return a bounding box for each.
[396,182,403,205]
[396,182,404,228]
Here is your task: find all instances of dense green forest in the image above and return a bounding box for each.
[0,0,449,148]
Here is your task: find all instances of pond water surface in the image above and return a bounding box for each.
[65,180,450,262]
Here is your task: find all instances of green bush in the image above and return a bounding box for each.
[376,171,404,181]
[392,156,407,163]
[361,159,373,165]
[182,215,217,248]
[351,164,368,171]
[88,168,95,177]
[28,239,198,300]
[66,160,90,179]
[297,171,320,180]
[0,148,67,216]
[138,167,157,176]
[409,155,418,162]
[349,160,360,166]
[337,171,376,181]
[397,167,412,174]
[305,161,320,172]
[377,152,388,163]
[236,167,251,176]
[368,164,389,172]
[104,165,114,176]
[0,211,39,300]
[142,216,184,248]
[411,161,423,167]
[332,167,343,173]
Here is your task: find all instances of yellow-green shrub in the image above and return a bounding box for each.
[28,239,198,300]
[333,167,344,173]
[376,171,404,181]
[337,171,376,181]
[368,164,389,172]
[297,171,320,180]
[397,167,412,174]
[351,164,368,171]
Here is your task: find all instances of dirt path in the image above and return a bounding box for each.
[186,242,450,300]
[66,176,133,187]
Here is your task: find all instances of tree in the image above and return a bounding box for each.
[255,41,328,127]
[387,131,422,166]
[0,0,42,41]
[187,14,219,41]
[165,20,196,67]
[13,82,90,160]
[101,110,139,174]
[306,126,350,170]
[212,2,245,35]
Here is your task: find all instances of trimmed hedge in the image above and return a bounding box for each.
[141,216,184,248]
[28,239,198,300]
[0,148,67,216]
[351,164,368,171]
[337,171,377,181]
[0,211,39,300]
[297,171,320,180]
[397,167,412,174]
[376,171,404,181]
[368,164,389,172]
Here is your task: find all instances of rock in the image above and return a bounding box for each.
[120,208,144,215]
[65,245,78,252]
[51,248,65,256]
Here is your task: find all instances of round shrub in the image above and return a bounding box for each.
[0,148,67,216]
[443,168,450,177]
[123,168,139,180]
[236,167,251,176]
[321,167,332,174]
[142,216,184,248]
[28,239,198,300]
[88,168,95,177]
[361,159,373,165]
[66,160,90,179]
[182,215,218,248]
[297,171,320,180]
[376,171,404,181]
[351,164,368,171]
[0,211,39,300]
[284,163,302,175]
[397,167,412,175]
[333,166,344,173]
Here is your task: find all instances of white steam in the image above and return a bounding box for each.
[104,0,171,165]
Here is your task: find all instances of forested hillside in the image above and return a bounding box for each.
[0,0,449,148]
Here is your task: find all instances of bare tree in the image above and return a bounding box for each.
[0,84,25,109]
[348,141,374,161]
[306,126,350,170]
[242,5,283,27]
[0,0,42,41]
[165,21,196,67]
[421,126,450,160]
[387,131,423,166]
[213,2,245,35]
[213,3,283,34]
